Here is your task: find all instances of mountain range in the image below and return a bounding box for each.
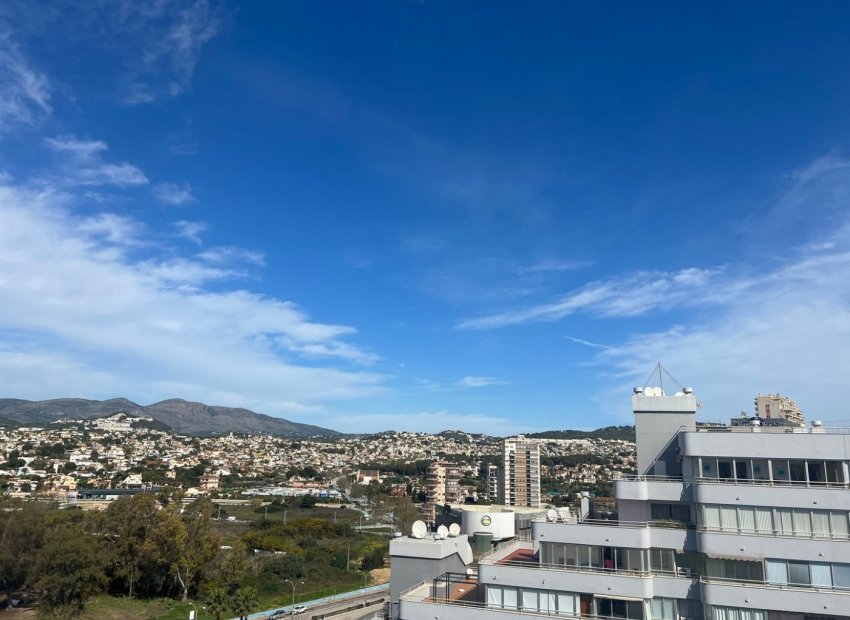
[0,397,339,437]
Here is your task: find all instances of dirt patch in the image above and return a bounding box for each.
[369,567,390,585]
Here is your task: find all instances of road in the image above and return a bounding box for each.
[236,584,389,620]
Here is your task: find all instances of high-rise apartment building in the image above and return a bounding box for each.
[754,394,805,427]
[485,464,500,501]
[500,436,541,508]
[396,383,850,620]
[423,460,461,522]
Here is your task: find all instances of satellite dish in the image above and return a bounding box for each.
[437,525,449,539]
[411,520,427,539]
[546,509,557,522]
[448,523,461,537]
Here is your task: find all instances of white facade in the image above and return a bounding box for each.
[396,384,850,620]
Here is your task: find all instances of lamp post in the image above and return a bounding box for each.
[283,579,296,608]
[284,579,305,610]
[284,510,288,525]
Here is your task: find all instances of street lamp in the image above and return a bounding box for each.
[283,579,305,609]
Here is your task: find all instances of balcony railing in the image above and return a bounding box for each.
[614,472,849,489]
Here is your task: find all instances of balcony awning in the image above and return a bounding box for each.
[593,594,644,602]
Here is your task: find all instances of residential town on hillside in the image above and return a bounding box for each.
[0,412,636,505]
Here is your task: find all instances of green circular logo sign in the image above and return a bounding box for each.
[481,515,492,526]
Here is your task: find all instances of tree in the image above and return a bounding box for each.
[34,523,106,615]
[103,493,159,598]
[0,500,46,604]
[231,586,259,620]
[206,588,229,620]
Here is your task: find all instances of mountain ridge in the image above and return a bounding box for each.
[0,397,340,437]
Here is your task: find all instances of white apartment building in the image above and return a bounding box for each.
[501,437,541,508]
[395,384,850,620]
[754,394,805,427]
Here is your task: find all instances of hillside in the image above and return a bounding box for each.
[526,425,635,441]
[0,397,340,437]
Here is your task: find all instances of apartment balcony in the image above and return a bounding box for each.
[613,475,690,503]
[680,426,850,462]
[692,479,849,510]
[477,539,693,601]
[700,577,850,616]
[533,518,691,551]
[696,528,850,564]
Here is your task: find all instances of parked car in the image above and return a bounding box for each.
[293,605,307,614]
[268,611,286,619]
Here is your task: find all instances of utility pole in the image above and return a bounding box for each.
[346,540,350,571]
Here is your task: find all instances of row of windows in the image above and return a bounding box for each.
[765,559,850,589]
[698,503,850,538]
[486,585,578,615]
[709,607,765,620]
[698,457,845,485]
[539,542,676,573]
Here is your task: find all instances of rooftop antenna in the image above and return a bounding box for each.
[642,362,686,392]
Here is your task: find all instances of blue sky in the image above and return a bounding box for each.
[2,2,850,434]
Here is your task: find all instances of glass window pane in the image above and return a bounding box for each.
[502,587,517,609]
[555,543,566,565]
[811,562,832,587]
[833,563,850,588]
[766,560,788,585]
[486,585,502,607]
[755,508,772,534]
[812,511,830,537]
[720,506,737,531]
[702,505,721,529]
[793,510,812,536]
[830,512,849,538]
[738,507,755,532]
[557,593,577,614]
[522,589,538,612]
[788,561,810,586]
[777,509,794,534]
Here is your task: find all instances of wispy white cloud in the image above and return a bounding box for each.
[455,375,511,388]
[0,181,384,417]
[44,135,148,187]
[0,28,50,130]
[198,246,265,266]
[457,267,724,330]
[122,0,220,103]
[565,336,611,350]
[172,219,208,245]
[586,155,850,425]
[154,182,196,206]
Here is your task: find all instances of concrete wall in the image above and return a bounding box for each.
[633,393,697,476]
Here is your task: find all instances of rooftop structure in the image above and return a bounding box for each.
[392,379,850,620]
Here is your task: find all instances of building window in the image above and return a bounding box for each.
[651,503,691,523]
[650,598,675,620]
[710,606,765,620]
[596,598,644,620]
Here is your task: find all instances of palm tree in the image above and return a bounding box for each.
[206,588,229,620]
[232,586,259,620]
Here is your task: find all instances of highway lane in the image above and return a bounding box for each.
[236,584,389,620]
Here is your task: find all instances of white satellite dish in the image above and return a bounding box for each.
[448,523,461,537]
[411,520,427,539]
[437,525,449,539]
[546,509,557,522]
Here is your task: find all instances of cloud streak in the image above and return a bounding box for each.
[0,180,384,417]
[455,376,511,388]
[457,267,724,330]
[0,28,50,130]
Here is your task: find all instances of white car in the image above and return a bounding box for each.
[293,605,307,614]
